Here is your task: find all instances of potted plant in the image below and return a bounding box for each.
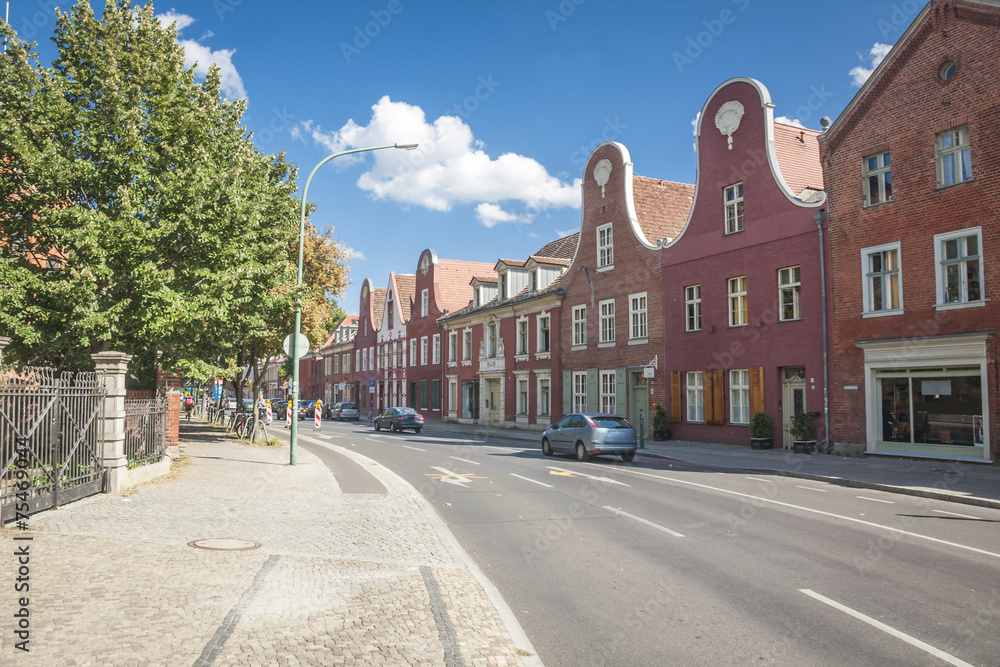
[651,403,672,441]
[749,411,774,449]
[790,412,818,454]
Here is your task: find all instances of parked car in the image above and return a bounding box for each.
[541,413,637,462]
[298,400,316,420]
[335,402,359,421]
[270,399,287,417]
[373,407,424,433]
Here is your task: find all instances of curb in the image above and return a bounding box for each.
[637,450,1000,512]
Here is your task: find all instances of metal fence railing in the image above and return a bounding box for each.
[124,397,168,469]
[0,366,107,522]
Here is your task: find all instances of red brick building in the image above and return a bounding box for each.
[376,272,415,412]
[559,142,694,435]
[820,0,999,462]
[354,279,386,417]
[440,235,577,428]
[318,315,358,405]
[662,78,828,448]
[407,250,494,421]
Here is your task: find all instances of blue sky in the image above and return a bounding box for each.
[12,0,915,328]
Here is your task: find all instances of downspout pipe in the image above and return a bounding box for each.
[814,208,831,453]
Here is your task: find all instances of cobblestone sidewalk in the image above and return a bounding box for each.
[0,423,538,666]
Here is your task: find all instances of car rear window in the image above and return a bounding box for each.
[590,416,632,429]
[342,403,357,409]
[398,407,417,415]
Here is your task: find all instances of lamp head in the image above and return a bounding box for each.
[395,143,419,151]
[813,208,827,226]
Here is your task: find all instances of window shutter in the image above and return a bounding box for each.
[703,370,715,424]
[710,368,725,425]
[562,370,572,416]
[750,366,764,417]
[615,367,627,416]
[670,371,682,423]
[586,368,599,413]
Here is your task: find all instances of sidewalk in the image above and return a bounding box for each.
[0,421,540,666]
[417,419,1000,511]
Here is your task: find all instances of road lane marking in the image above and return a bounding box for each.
[403,445,426,452]
[857,496,895,504]
[484,445,519,452]
[548,466,630,486]
[602,506,685,538]
[510,474,553,488]
[799,589,974,667]
[549,471,574,477]
[450,456,480,465]
[365,437,382,442]
[744,475,774,482]
[932,509,982,520]
[607,466,1000,561]
[427,467,486,487]
[796,485,828,493]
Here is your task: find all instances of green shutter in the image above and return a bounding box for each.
[616,367,627,416]
[562,369,572,416]
[586,368,599,413]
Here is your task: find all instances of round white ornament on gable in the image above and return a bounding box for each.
[593,159,612,198]
[715,100,745,150]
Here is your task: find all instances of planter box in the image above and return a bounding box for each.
[750,437,773,450]
[653,430,672,442]
[793,440,817,454]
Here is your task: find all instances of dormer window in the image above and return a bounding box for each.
[499,273,508,299]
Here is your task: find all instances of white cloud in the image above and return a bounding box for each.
[155,12,247,100]
[774,115,806,128]
[346,247,366,261]
[691,112,700,152]
[850,42,893,87]
[295,96,582,226]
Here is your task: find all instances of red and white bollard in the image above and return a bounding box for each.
[266,401,273,424]
[314,401,322,429]
[286,402,292,428]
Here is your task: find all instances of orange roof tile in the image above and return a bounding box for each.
[393,274,416,323]
[528,255,571,267]
[435,259,496,313]
[534,233,579,259]
[632,177,695,243]
[472,274,498,284]
[772,122,824,196]
[370,288,387,330]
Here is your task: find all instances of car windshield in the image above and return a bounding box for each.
[590,416,632,429]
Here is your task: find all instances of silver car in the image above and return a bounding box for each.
[541,413,637,462]
[335,402,360,421]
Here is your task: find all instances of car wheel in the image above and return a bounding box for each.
[576,442,589,462]
[414,428,422,434]
[541,438,553,457]
[374,421,381,431]
[390,422,398,432]
[620,451,635,463]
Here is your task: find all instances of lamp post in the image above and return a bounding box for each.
[290,143,418,464]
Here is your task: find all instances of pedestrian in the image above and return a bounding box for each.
[184,394,194,421]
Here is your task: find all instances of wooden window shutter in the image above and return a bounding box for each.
[705,368,725,425]
[749,366,764,417]
[703,370,715,424]
[586,368,599,413]
[562,370,572,416]
[670,371,682,423]
[615,368,627,416]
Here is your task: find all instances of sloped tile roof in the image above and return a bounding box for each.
[393,274,416,323]
[436,259,496,313]
[371,288,387,330]
[472,274,498,284]
[528,255,571,267]
[772,122,824,196]
[497,258,528,268]
[534,232,579,259]
[632,176,695,244]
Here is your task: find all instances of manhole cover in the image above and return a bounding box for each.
[188,538,261,551]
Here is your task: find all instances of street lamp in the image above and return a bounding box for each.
[290,143,418,464]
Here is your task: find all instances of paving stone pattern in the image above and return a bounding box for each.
[0,429,531,666]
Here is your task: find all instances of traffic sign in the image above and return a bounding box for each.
[283,333,310,357]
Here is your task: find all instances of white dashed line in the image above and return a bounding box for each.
[796,485,828,492]
[509,474,553,488]
[856,496,895,504]
[402,445,426,452]
[450,456,480,465]
[602,506,684,538]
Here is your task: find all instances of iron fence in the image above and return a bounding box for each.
[0,366,106,522]
[124,397,168,469]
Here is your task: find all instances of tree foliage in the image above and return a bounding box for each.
[0,1,349,383]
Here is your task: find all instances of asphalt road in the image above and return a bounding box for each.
[294,420,1000,667]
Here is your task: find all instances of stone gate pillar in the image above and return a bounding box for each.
[92,351,132,493]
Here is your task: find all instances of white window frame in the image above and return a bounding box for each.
[597,223,614,268]
[333,355,339,374]
[628,293,647,340]
[599,299,615,344]
[463,329,472,361]
[410,339,417,367]
[420,337,428,365]
[325,356,332,375]
[537,375,551,416]
[864,151,892,206]
[432,334,440,364]
[487,322,498,358]
[685,285,701,332]
[937,126,972,187]
[600,370,617,415]
[686,371,704,423]
[537,314,551,353]
[862,242,903,316]
[724,182,744,234]
[356,349,362,371]
[517,377,529,415]
[730,369,750,425]
[448,331,458,362]
[778,266,801,321]
[517,318,529,355]
[934,227,984,308]
[343,354,350,374]
[572,305,587,347]
[572,372,588,413]
[420,288,429,318]
[728,276,748,327]
[448,379,457,412]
